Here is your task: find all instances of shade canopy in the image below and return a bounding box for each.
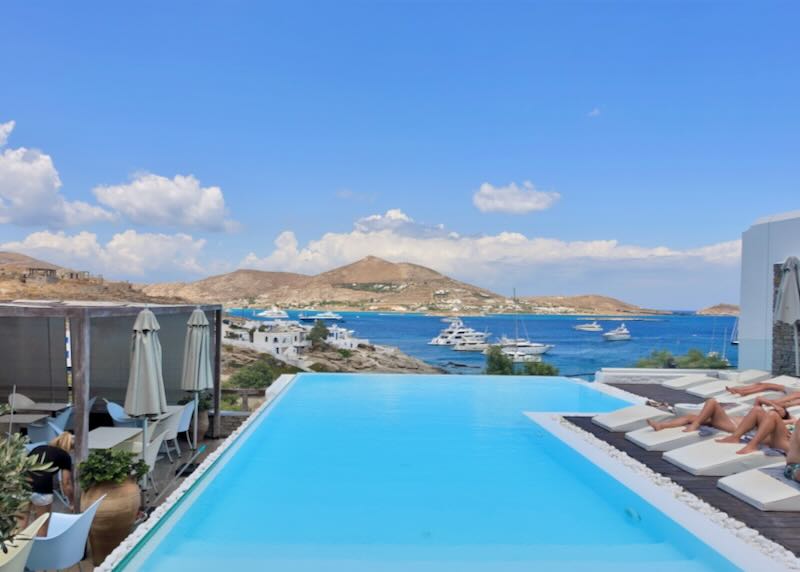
[775,257,800,325]
[180,308,213,392]
[124,308,168,417]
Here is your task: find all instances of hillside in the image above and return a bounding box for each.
[697,303,740,316]
[0,252,62,272]
[142,256,507,312]
[519,294,668,315]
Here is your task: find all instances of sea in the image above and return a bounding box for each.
[227,309,738,378]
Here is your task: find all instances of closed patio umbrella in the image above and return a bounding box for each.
[775,256,800,376]
[125,308,168,453]
[180,308,213,448]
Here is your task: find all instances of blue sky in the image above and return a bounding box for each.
[0,1,797,308]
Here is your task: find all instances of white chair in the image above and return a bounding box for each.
[7,392,36,411]
[25,496,105,572]
[0,513,49,572]
[157,410,183,462]
[141,432,168,493]
[105,399,143,428]
[176,401,196,449]
[26,406,73,443]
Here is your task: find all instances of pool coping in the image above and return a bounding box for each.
[97,373,298,571]
[527,411,800,571]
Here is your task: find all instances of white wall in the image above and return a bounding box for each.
[739,211,800,371]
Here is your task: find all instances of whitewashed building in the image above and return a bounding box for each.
[222,319,368,359]
[739,210,800,371]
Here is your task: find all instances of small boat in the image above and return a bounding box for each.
[603,323,631,341]
[257,306,289,319]
[501,348,542,363]
[299,311,344,322]
[574,321,603,332]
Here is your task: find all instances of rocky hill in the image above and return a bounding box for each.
[142,256,508,312]
[519,294,668,315]
[697,303,740,316]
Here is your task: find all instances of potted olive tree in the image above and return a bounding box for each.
[0,406,51,572]
[78,449,148,565]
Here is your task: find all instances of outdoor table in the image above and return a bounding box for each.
[87,427,142,451]
[12,402,70,414]
[0,413,49,432]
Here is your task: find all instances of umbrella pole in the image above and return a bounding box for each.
[142,417,148,462]
[193,392,199,450]
[795,325,799,378]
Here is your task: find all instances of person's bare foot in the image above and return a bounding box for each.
[647,419,661,431]
[736,444,758,455]
[682,423,700,433]
[716,435,741,444]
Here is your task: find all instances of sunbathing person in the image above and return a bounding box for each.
[647,398,746,433]
[724,410,794,455]
[784,420,800,482]
[725,382,797,397]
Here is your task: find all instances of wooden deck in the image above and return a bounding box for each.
[567,413,800,555]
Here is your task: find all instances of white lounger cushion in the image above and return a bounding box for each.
[717,369,772,384]
[592,405,671,433]
[718,463,800,511]
[672,401,750,417]
[664,439,781,476]
[687,380,744,398]
[662,374,717,390]
[625,425,726,452]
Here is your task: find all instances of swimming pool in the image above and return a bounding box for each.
[115,374,740,571]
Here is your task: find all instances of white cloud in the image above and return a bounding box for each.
[0,122,115,227]
[0,120,15,146]
[473,181,560,214]
[93,173,238,232]
[587,107,601,117]
[241,210,741,282]
[1,230,206,277]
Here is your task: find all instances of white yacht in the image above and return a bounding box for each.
[299,311,344,322]
[501,348,543,363]
[453,334,491,352]
[257,306,289,319]
[603,323,631,341]
[429,319,490,346]
[497,336,553,355]
[574,321,603,332]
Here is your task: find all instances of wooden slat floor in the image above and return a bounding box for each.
[566,381,800,555]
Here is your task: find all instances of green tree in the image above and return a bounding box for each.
[635,350,676,368]
[485,345,514,375]
[308,320,330,348]
[228,359,278,389]
[635,348,729,370]
[523,361,559,376]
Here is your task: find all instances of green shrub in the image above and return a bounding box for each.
[78,449,148,490]
[0,405,53,551]
[635,348,729,369]
[337,349,353,359]
[228,359,277,389]
[523,361,559,376]
[308,320,330,348]
[485,346,514,375]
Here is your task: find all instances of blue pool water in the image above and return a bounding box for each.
[124,374,738,571]
[228,309,738,376]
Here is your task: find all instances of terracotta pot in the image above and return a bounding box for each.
[197,409,210,439]
[81,478,140,565]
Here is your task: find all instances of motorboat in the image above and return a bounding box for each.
[257,306,289,319]
[603,323,631,341]
[574,321,603,332]
[453,337,490,352]
[501,348,542,363]
[497,336,553,355]
[429,320,490,346]
[299,311,344,322]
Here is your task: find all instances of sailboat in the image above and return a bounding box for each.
[730,317,739,345]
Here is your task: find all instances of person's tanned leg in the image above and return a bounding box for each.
[684,398,738,433]
[717,407,768,443]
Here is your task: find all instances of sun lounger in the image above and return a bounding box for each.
[592,405,671,433]
[661,374,717,390]
[672,400,750,417]
[687,375,776,398]
[718,463,800,511]
[716,369,772,384]
[625,425,727,452]
[663,439,782,476]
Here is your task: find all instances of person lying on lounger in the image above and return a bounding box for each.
[647,398,756,433]
[783,420,800,482]
[714,409,794,455]
[725,382,798,397]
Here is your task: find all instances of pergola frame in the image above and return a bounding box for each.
[0,301,223,503]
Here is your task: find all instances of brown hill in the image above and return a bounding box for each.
[520,294,667,315]
[697,303,740,316]
[142,256,506,311]
[0,252,62,272]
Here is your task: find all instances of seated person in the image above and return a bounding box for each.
[26,432,74,535]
